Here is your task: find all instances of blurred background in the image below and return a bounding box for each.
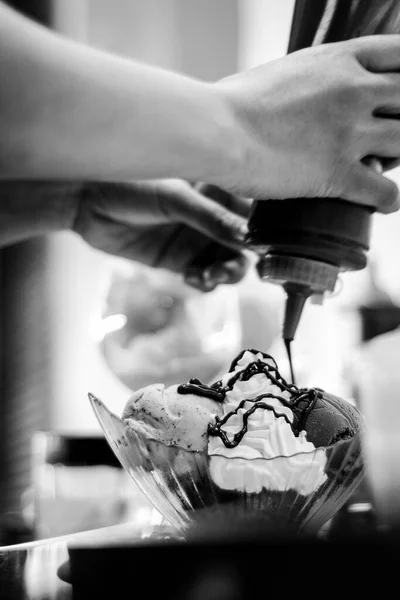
[1,0,400,544]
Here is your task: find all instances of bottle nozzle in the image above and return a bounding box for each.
[282,283,313,341]
[253,254,339,341]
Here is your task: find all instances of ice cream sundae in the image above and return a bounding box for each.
[121,349,363,513]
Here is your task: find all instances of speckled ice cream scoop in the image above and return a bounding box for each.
[122,383,223,452]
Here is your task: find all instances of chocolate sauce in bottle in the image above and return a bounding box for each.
[246,198,373,347]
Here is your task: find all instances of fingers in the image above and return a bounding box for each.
[153,219,250,290]
[169,183,249,250]
[184,243,249,292]
[346,162,400,214]
[148,223,249,291]
[103,218,250,291]
[368,119,400,159]
[354,35,400,72]
[362,156,383,175]
[371,72,400,110]
[380,157,400,172]
[194,182,252,218]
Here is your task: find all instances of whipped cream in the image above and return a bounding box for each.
[207,350,327,495]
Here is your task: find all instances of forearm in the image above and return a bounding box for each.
[0,3,239,187]
[0,181,80,247]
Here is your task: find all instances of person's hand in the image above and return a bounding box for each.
[73,179,251,291]
[215,35,400,214]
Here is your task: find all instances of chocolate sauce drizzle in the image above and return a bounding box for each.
[177,348,322,449]
[178,378,224,402]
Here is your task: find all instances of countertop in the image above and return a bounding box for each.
[0,509,398,599]
[0,522,166,600]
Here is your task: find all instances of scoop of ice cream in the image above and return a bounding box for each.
[122,383,223,452]
[291,390,361,447]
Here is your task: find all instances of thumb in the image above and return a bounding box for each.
[355,34,400,72]
[345,161,400,214]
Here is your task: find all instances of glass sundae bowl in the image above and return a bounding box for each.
[89,393,365,537]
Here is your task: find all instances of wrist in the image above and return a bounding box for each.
[198,83,244,192]
[211,77,268,199]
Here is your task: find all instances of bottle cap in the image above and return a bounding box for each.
[257,255,340,341]
[257,254,339,292]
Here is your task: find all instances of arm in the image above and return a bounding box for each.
[0,2,238,186]
[2,2,400,211]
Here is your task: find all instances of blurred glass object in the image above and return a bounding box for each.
[346,327,400,531]
[355,260,400,343]
[28,431,161,540]
[91,260,243,390]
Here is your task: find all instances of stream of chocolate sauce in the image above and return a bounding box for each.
[177,349,321,449]
[284,339,296,385]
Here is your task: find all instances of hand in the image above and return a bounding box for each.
[216,35,400,214]
[73,179,251,291]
